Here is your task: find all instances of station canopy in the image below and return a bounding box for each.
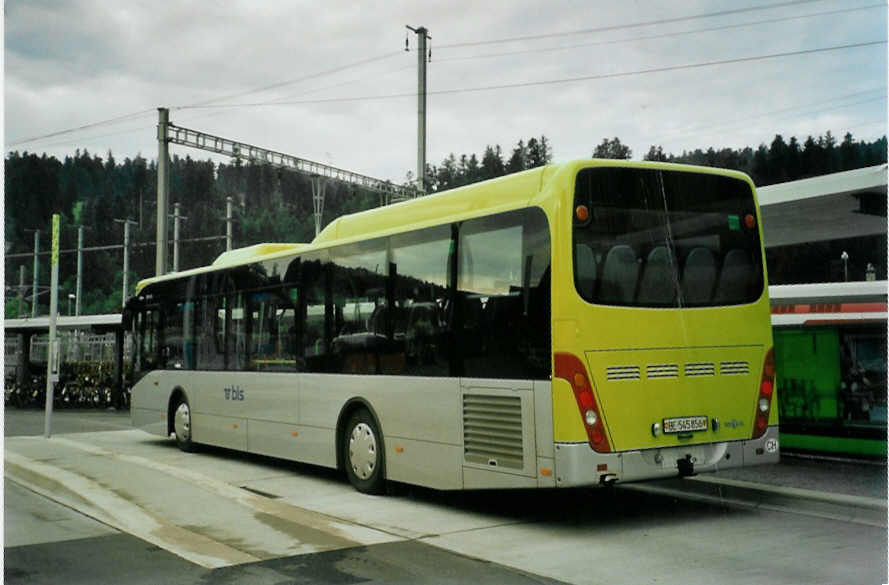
[4,314,122,334]
[757,164,887,248]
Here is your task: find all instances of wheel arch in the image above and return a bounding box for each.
[335,397,385,474]
[167,386,188,436]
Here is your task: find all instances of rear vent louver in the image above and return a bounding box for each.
[685,362,716,377]
[606,365,641,381]
[463,394,523,470]
[646,363,679,379]
[720,361,750,375]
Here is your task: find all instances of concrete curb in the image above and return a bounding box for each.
[687,474,887,510]
[620,474,887,528]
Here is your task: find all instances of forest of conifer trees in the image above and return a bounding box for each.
[4,131,885,317]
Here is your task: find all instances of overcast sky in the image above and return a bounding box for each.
[5,0,887,183]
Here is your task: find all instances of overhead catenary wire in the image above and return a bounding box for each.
[436,0,833,49]
[25,66,419,151]
[7,52,405,148]
[11,1,880,150]
[177,40,888,110]
[7,109,156,148]
[4,235,228,260]
[428,3,885,63]
[700,115,888,145]
[176,50,403,109]
[654,90,889,144]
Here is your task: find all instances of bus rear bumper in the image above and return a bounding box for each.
[553,426,780,487]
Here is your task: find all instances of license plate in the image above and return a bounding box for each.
[663,416,708,434]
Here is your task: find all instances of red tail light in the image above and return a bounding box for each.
[554,352,611,453]
[752,348,775,439]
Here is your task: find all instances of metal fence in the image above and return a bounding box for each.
[16,332,123,364]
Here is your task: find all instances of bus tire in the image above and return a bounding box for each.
[343,408,385,494]
[172,396,196,452]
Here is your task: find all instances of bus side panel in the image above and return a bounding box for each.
[131,370,175,437]
[299,374,464,490]
[179,371,300,452]
[191,412,247,451]
[245,419,306,463]
[534,381,556,488]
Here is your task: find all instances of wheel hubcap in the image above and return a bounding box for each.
[349,422,377,480]
[174,402,191,442]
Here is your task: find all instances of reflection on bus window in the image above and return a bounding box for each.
[391,225,450,376]
[330,240,389,374]
[458,208,551,379]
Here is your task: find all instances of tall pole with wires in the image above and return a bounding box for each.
[31,230,40,317]
[407,26,430,193]
[115,219,138,307]
[156,107,170,276]
[76,225,84,316]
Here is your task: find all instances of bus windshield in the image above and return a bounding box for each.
[573,167,764,307]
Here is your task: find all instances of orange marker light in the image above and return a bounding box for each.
[576,205,589,222]
[395,445,404,453]
[540,467,552,476]
[745,214,756,229]
[291,431,299,437]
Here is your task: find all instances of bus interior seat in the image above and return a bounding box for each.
[681,247,717,304]
[636,245,677,305]
[574,243,598,299]
[599,245,639,304]
[713,249,753,304]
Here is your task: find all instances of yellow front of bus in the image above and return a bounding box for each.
[550,161,778,487]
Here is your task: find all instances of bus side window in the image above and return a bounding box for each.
[196,287,226,370]
[248,287,297,372]
[134,307,160,377]
[391,224,450,377]
[458,208,551,380]
[329,240,388,375]
[228,292,247,370]
[300,255,332,373]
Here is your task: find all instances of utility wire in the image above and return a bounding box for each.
[654,89,888,143]
[8,52,403,149]
[178,40,887,109]
[29,64,419,150]
[431,3,885,63]
[7,109,156,147]
[438,0,831,49]
[175,51,403,109]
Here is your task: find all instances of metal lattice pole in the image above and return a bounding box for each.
[311,176,326,237]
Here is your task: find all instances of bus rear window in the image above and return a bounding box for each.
[573,167,764,307]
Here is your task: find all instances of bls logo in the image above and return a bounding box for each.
[224,385,245,401]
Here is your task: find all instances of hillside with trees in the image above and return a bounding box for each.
[4,131,885,317]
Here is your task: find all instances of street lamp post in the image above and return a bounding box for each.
[68,293,75,316]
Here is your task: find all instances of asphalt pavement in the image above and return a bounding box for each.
[4,408,887,585]
[3,407,132,437]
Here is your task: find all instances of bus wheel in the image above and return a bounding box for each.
[343,409,385,494]
[173,397,195,452]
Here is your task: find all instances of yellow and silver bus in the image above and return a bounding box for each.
[126,160,779,493]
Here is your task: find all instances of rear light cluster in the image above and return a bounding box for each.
[555,353,611,453]
[752,347,775,439]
